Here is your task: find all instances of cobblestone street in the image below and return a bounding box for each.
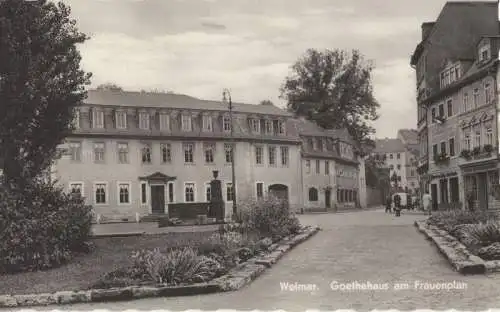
[26,209,500,311]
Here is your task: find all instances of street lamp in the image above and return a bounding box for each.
[222,88,237,219]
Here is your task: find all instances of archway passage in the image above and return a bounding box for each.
[268,184,289,207]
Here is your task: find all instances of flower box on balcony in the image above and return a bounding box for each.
[483,144,494,154]
[434,153,449,164]
[459,149,471,160]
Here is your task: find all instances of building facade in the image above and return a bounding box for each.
[410,1,500,210]
[52,90,365,221]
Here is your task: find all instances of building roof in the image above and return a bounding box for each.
[84,90,293,117]
[397,129,418,145]
[374,138,405,153]
[291,118,354,143]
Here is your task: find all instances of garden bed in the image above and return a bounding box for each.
[414,210,500,274]
[0,225,320,308]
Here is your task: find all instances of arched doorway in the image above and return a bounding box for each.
[268,184,289,206]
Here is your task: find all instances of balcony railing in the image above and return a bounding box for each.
[459,144,495,161]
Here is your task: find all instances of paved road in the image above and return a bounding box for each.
[24,209,500,311]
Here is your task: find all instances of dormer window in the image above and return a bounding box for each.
[223,115,232,132]
[479,44,490,62]
[440,63,461,89]
[139,112,150,130]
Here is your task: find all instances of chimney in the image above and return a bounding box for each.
[421,22,435,41]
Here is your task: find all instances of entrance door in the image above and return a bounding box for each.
[268,184,289,207]
[325,189,331,208]
[151,185,165,214]
[431,183,438,211]
[478,172,488,210]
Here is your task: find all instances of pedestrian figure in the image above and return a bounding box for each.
[394,193,401,217]
[422,190,432,216]
[385,195,392,213]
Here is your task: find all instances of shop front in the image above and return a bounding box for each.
[461,160,499,210]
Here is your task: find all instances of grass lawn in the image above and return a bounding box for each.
[0,231,216,295]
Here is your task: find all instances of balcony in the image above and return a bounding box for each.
[459,145,496,163]
[433,152,450,166]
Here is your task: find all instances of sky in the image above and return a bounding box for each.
[64,0,468,138]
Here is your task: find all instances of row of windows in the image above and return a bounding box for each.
[373,153,402,161]
[430,82,493,123]
[74,109,286,135]
[431,126,493,158]
[68,141,290,167]
[303,159,357,178]
[305,138,354,159]
[307,187,357,203]
[69,181,236,205]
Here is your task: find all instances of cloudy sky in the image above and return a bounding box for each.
[65,0,460,138]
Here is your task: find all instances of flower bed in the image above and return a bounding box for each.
[416,209,500,274]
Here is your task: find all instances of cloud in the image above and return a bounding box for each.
[201,22,227,30]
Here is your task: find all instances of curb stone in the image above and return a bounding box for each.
[414,221,488,274]
[0,225,320,308]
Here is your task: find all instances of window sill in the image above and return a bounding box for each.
[205,162,216,166]
[94,203,108,206]
[184,163,196,166]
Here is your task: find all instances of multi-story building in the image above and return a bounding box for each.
[372,137,418,193]
[397,129,420,193]
[52,90,366,221]
[410,1,499,210]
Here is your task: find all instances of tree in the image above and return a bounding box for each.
[280,48,380,148]
[96,83,122,91]
[0,0,91,184]
[260,99,274,106]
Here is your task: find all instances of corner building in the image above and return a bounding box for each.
[52,90,366,221]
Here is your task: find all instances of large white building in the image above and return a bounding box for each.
[52,90,366,221]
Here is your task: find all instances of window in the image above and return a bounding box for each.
[181,115,192,132]
[141,144,152,164]
[223,116,232,132]
[449,138,455,156]
[398,176,401,181]
[251,119,260,133]
[184,183,195,202]
[256,182,264,199]
[115,111,127,129]
[485,82,492,104]
[168,182,174,203]
[475,126,481,147]
[315,159,320,174]
[69,141,82,161]
[226,182,234,201]
[183,143,194,163]
[139,112,150,130]
[202,115,212,132]
[278,120,286,135]
[390,164,394,170]
[440,141,446,155]
[265,120,272,134]
[473,88,479,108]
[397,164,401,170]
[438,103,444,117]
[204,143,215,164]
[317,139,323,151]
[280,146,289,166]
[432,144,438,158]
[118,183,130,204]
[140,182,147,204]
[268,146,276,165]
[325,160,330,175]
[486,127,493,145]
[117,142,129,163]
[431,107,436,122]
[308,187,318,201]
[389,154,393,159]
[305,160,311,174]
[446,99,453,117]
[224,143,233,163]
[205,183,211,202]
[93,142,105,162]
[161,143,171,163]
[463,92,469,112]
[94,183,107,204]
[92,109,104,128]
[72,109,80,129]
[479,45,490,61]
[255,146,263,164]
[69,183,83,196]
[397,153,400,159]
[464,133,471,150]
[159,113,170,131]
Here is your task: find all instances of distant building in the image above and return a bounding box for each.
[397,129,420,193]
[50,90,366,221]
[410,1,500,211]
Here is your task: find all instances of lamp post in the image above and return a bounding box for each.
[223,88,237,219]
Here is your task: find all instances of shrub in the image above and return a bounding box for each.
[130,247,221,285]
[427,209,495,231]
[237,196,302,240]
[462,221,500,247]
[0,180,93,274]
